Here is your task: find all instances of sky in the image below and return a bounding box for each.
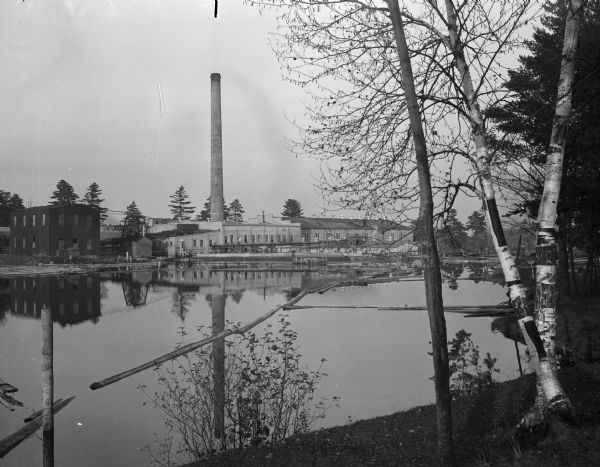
[0,0,492,225]
[0,0,337,223]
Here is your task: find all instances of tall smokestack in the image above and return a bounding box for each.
[210,73,224,222]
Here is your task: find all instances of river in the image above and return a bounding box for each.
[0,263,524,466]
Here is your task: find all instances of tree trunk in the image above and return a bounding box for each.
[387,2,454,464]
[535,0,583,415]
[442,0,571,418]
[569,242,578,294]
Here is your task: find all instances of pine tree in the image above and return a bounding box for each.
[196,197,229,221]
[0,189,24,226]
[281,199,303,217]
[168,186,195,222]
[83,182,108,224]
[50,179,79,205]
[122,201,145,239]
[228,199,245,223]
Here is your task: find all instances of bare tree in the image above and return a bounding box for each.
[387,1,454,462]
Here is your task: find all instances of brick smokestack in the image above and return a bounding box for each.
[210,73,224,222]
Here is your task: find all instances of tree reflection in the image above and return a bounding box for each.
[141,315,337,464]
[170,289,195,322]
[440,262,464,290]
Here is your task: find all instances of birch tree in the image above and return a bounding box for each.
[533,0,584,422]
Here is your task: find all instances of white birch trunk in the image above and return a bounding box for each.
[534,0,583,414]
[442,0,571,414]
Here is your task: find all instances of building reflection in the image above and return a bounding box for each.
[7,275,101,326]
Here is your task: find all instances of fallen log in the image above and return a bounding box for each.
[0,396,75,458]
[286,304,513,315]
[23,399,63,423]
[90,267,403,391]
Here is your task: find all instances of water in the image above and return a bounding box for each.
[0,264,522,466]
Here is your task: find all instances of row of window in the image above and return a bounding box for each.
[12,276,96,291]
[14,237,93,250]
[14,213,94,228]
[165,270,294,281]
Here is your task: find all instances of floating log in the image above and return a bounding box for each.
[89,267,405,391]
[285,304,513,315]
[0,396,75,458]
[24,399,63,423]
[0,381,18,394]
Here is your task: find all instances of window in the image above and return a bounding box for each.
[251,234,255,243]
[87,239,92,250]
[13,238,16,248]
[270,234,274,243]
[73,214,79,226]
[243,235,248,243]
[200,239,204,247]
[22,238,26,248]
[32,236,36,249]
[32,215,36,227]
[224,236,228,244]
[230,234,234,244]
[58,238,65,250]
[58,214,64,226]
[209,239,213,246]
[72,238,78,247]
[335,232,340,239]
[257,234,261,243]
[13,215,17,227]
[283,235,287,243]
[193,239,197,247]
[277,235,281,243]
[22,215,26,227]
[315,233,320,240]
[42,214,46,226]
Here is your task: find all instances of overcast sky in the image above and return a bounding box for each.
[0,0,338,222]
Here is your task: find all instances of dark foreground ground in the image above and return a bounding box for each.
[190,296,600,467]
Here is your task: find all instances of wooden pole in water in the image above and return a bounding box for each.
[41,305,54,466]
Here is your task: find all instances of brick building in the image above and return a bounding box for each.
[10,204,100,258]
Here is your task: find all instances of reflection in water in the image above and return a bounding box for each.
[441,262,464,290]
[2,276,101,326]
[142,314,337,464]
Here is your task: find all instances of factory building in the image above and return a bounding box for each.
[10,204,100,259]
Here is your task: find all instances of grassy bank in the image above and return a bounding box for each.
[188,297,600,466]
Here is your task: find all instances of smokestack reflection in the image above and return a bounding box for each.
[211,294,226,442]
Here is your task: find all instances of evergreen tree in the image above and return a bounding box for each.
[196,197,229,221]
[228,199,245,223]
[281,199,303,217]
[437,209,467,254]
[50,179,79,205]
[466,210,488,252]
[83,182,108,224]
[490,0,600,255]
[168,185,195,222]
[122,201,145,239]
[0,189,24,226]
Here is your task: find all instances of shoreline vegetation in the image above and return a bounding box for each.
[185,296,599,467]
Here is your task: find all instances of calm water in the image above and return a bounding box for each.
[0,264,522,466]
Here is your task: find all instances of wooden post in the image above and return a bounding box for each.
[41,305,54,467]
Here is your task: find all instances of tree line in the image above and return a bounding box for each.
[1,179,306,231]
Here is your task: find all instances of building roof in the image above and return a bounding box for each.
[289,217,410,231]
[12,203,99,214]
